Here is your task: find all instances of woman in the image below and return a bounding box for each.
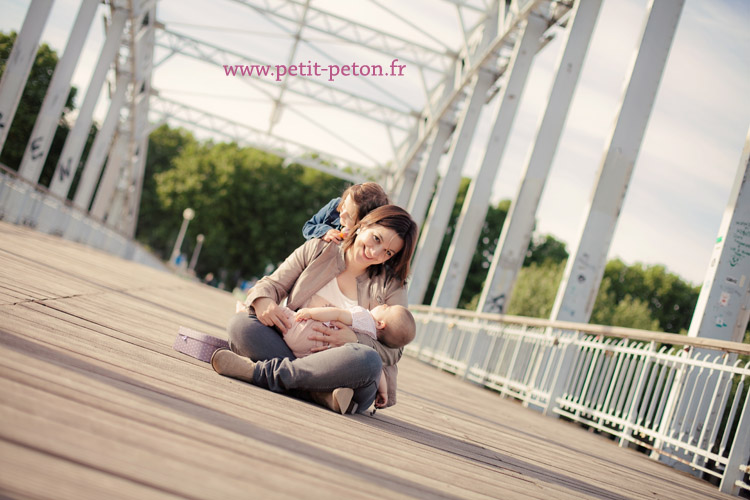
[212,205,418,414]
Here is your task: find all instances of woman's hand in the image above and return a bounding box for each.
[252,297,292,334]
[309,320,357,351]
[321,229,344,243]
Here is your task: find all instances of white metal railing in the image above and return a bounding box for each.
[0,165,166,272]
[407,305,750,496]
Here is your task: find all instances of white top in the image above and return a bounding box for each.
[309,277,358,310]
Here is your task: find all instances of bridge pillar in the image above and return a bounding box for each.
[660,129,750,478]
[72,74,129,211]
[431,13,547,308]
[688,128,750,343]
[17,0,99,184]
[90,131,128,221]
[407,120,454,228]
[0,0,53,152]
[545,0,686,417]
[119,3,156,236]
[477,0,603,313]
[49,9,128,199]
[548,0,685,324]
[407,68,495,305]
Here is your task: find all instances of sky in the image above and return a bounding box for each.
[1,0,748,286]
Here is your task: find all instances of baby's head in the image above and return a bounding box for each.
[370,304,416,348]
[338,182,389,232]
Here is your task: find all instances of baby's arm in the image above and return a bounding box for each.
[375,370,388,408]
[295,307,353,325]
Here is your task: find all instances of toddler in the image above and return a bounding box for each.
[302,182,389,243]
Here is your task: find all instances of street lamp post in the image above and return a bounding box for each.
[188,234,204,272]
[170,208,195,265]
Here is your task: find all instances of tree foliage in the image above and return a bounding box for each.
[593,259,700,333]
[504,260,566,318]
[137,125,347,283]
[413,171,699,333]
[503,258,696,332]
[422,178,511,308]
[422,177,566,309]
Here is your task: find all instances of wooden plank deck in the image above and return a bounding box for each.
[0,221,731,499]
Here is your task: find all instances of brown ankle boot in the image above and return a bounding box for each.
[211,348,255,384]
[310,388,355,414]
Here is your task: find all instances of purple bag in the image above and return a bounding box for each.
[173,326,229,362]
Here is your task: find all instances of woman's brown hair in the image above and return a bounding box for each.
[337,182,389,225]
[342,204,418,285]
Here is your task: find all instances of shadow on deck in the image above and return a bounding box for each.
[0,222,730,499]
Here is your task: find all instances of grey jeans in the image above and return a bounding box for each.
[227,312,382,413]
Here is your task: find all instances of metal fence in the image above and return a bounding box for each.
[0,166,166,272]
[407,305,750,496]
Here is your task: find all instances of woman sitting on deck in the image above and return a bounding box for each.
[211,205,418,414]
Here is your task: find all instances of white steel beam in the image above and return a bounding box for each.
[403,121,454,222]
[148,95,368,184]
[391,60,457,209]
[49,9,128,198]
[433,13,547,309]
[90,131,128,220]
[227,0,454,73]
[17,0,99,183]
[72,74,129,211]
[407,69,495,305]
[121,6,157,237]
[477,0,602,313]
[391,0,560,199]
[666,129,750,482]
[549,0,686,324]
[155,29,415,131]
[688,127,750,342]
[0,0,54,152]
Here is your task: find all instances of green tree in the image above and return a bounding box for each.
[145,130,347,280]
[420,176,569,309]
[591,278,661,331]
[0,31,81,187]
[422,178,511,307]
[503,260,566,318]
[524,233,569,267]
[593,259,699,333]
[135,125,198,255]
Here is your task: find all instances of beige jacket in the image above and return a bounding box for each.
[245,238,406,406]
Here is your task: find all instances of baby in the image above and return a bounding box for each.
[285,303,416,408]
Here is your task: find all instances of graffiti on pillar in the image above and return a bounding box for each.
[58,157,72,181]
[728,221,750,267]
[30,137,44,160]
[0,111,5,130]
[487,293,506,314]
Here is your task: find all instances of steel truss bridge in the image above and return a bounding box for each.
[0,0,748,494]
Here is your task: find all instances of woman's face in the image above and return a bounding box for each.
[338,195,357,231]
[351,224,404,268]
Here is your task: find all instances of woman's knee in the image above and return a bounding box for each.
[227,312,262,356]
[227,312,291,360]
[349,344,383,379]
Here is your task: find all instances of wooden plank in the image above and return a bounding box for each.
[0,221,734,500]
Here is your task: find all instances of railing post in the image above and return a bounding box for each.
[720,385,750,495]
[544,329,582,416]
[619,341,656,447]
